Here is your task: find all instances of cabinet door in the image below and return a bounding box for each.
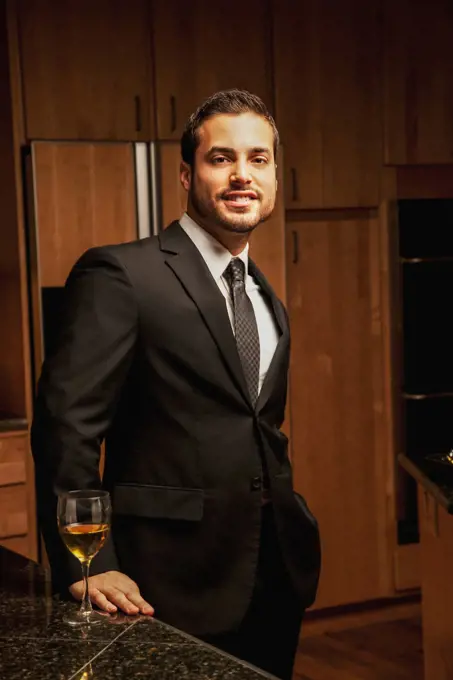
[31,142,138,287]
[152,0,272,139]
[384,0,453,164]
[287,215,392,608]
[19,0,153,140]
[273,0,381,209]
[0,433,36,560]
[159,142,188,228]
[0,3,28,420]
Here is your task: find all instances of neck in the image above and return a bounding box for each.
[219,234,249,256]
[187,208,250,256]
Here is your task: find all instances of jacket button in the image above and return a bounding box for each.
[250,476,262,491]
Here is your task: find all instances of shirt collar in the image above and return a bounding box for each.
[179,212,249,282]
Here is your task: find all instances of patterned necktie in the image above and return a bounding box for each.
[224,258,260,406]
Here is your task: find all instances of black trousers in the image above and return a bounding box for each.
[200,503,304,680]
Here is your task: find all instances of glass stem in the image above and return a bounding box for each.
[79,560,92,616]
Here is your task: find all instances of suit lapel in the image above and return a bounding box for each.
[248,259,290,411]
[248,259,287,337]
[159,222,251,406]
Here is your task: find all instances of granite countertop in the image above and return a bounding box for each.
[0,548,277,680]
[398,452,453,514]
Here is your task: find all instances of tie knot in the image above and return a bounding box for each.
[224,258,245,288]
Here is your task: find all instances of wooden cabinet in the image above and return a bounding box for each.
[383,0,453,165]
[152,0,273,139]
[0,1,30,420]
[0,434,27,487]
[30,142,138,287]
[18,0,154,140]
[0,6,36,562]
[0,432,36,560]
[287,214,393,608]
[159,143,188,228]
[273,0,381,209]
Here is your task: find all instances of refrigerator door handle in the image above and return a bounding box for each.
[149,142,160,236]
[135,142,151,239]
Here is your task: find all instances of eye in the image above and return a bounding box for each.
[252,157,268,165]
[211,156,230,165]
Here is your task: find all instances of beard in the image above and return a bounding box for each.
[189,184,275,235]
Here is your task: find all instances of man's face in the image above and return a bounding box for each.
[181,112,277,241]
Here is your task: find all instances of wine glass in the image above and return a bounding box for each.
[57,489,111,626]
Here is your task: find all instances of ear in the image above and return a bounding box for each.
[180,161,191,192]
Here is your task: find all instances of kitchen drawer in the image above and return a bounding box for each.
[0,484,28,538]
[0,434,27,486]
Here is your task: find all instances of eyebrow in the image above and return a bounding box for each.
[207,146,272,156]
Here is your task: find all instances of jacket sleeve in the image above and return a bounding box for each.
[31,247,138,593]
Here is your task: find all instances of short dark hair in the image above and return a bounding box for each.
[181,89,279,167]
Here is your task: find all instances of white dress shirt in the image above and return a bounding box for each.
[179,213,280,395]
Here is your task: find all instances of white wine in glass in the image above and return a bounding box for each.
[57,489,111,626]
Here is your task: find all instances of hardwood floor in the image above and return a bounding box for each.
[294,600,423,680]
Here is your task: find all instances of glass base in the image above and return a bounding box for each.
[63,608,109,626]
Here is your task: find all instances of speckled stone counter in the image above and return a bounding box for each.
[0,547,276,679]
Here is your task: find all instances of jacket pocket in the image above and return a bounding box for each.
[112,484,204,521]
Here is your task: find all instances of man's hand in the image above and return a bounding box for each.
[69,570,154,616]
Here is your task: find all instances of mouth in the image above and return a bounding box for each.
[221,191,258,208]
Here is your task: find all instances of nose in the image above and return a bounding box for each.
[230,159,252,185]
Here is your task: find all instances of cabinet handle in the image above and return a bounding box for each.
[170,96,177,133]
[292,230,299,264]
[291,168,299,202]
[134,95,142,132]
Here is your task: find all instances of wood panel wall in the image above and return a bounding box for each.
[0,3,27,418]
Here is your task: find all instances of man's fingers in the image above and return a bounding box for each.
[104,587,140,615]
[88,588,118,613]
[68,572,152,617]
[125,591,154,615]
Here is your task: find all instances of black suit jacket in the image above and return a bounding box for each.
[31,221,321,635]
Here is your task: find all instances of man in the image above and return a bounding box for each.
[32,89,321,680]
